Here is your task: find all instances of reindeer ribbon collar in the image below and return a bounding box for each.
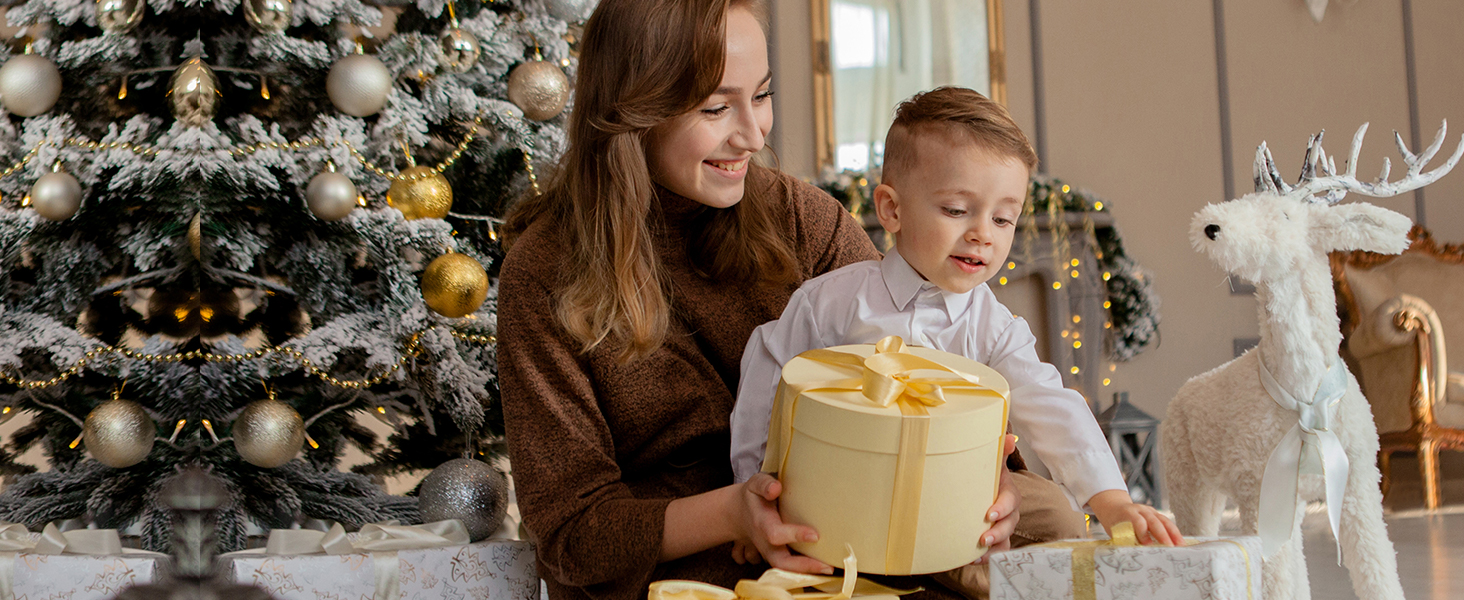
[1256,353,1348,560]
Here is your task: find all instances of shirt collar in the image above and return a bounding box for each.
[880,248,975,317]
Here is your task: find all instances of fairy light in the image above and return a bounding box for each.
[1073,340,1082,349]
[1053,282,1062,290]
[69,433,83,449]
[1072,315,1081,324]
[1061,330,1070,338]
[1070,259,1079,267]
[1007,262,1016,270]
[1103,301,1112,309]
[1070,270,1079,278]
[305,432,320,449]
[201,419,220,443]
[1105,322,1113,329]
[377,406,387,414]
[1070,366,1080,374]
[1103,272,1112,281]
[998,277,1008,285]
[1061,185,1071,194]
[1103,378,1112,386]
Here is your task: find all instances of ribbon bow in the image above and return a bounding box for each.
[1257,354,1349,561]
[224,520,471,600]
[1031,523,1254,600]
[796,336,993,410]
[648,547,919,600]
[0,523,165,600]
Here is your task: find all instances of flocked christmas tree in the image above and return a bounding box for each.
[0,0,590,552]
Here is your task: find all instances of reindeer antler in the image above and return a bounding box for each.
[1251,120,1464,204]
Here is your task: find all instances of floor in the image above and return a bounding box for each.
[1219,452,1464,600]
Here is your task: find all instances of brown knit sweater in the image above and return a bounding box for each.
[500,168,954,600]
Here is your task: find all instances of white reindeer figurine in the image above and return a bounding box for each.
[1163,121,1464,600]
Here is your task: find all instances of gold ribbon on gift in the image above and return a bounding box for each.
[761,336,1006,574]
[222,519,470,600]
[0,522,166,600]
[1030,522,1255,600]
[649,546,919,600]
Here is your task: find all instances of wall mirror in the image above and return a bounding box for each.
[812,0,1006,173]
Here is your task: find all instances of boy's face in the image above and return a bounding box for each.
[875,136,1027,294]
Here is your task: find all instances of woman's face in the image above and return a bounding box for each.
[646,7,774,208]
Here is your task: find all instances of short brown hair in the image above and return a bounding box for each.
[881,87,1038,185]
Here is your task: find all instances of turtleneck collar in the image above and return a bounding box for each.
[652,184,713,226]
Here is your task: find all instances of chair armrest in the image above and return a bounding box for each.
[1359,294,1448,421]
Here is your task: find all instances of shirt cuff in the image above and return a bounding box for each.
[1048,450,1129,511]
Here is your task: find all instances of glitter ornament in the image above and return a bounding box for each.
[386,166,452,220]
[84,396,155,468]
[420,251,488,318]
[232,396,305,468]
[507,59,570,121]
[418,458,508,542]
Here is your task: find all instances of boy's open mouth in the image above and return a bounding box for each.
[951,255,985,273]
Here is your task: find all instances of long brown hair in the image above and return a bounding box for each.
[502,0,798,362]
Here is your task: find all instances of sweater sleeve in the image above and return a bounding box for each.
[784,175,880,277]
[498,253,670,593]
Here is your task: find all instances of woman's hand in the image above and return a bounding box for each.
[731,474,835,574]
[1088,490,1183,546]
[975,434,1021,563]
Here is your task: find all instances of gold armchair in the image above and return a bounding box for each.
[1333,226,1464,509]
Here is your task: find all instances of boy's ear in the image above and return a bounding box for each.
[873,183,901,234]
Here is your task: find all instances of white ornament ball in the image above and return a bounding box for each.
[544,0,595,23]
[306,171,358,221]
[327,54,392,118]
[0,55,62,117]
[30,172,82,221]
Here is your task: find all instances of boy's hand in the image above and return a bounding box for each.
[976,434,1022,563]
[1087,490,1183,546]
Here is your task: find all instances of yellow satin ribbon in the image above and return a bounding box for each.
[1031,522,1255,600]
[648,546,919,600]
[764,336,1005,573]
[222,520,471,600]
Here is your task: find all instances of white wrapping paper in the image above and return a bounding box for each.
[226,538,538,600]
[989,535,1261,600]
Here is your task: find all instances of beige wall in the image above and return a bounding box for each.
[772,0,1464,420]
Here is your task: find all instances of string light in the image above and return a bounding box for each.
[1103,272,1112,281]
[1070,270,1079,278]
[1070,259,1079,267]
[1103,301,1112,309]
[1103,378,1111,386]
[1070,366,1080,374]
[1007,262,1016,270]
[1073,341,1082,349]
[998,277,1007,285]
[1072,315,1081,323]
[1053,282,1062,290]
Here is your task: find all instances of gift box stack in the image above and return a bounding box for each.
[223,521,540,600]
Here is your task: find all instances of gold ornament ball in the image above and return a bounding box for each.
[232,398,305,468]
[83,399,156,468]
[421,252,488,318]
[0,54,62,117]
[168,57,220,127]
[243,0,292,34]
[386,166,453,220]
[507,60,570,121]
[96,0,145,34]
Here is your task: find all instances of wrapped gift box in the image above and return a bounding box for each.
[764,337,1009,575]
[989,534,1262,600]
[227,539,539,600]
[8,552,158,600]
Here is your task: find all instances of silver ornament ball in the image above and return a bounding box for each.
[327,54,393,118]
[30,171,82,221]
[96,0,145,34]
[243,0,292,34]
[306,171,359,221]
[83,399,156,469]
[439,27,480,74]
[0,54,62,117]
[507,60,570,121]
[418,458,508,542]
[232,398,305,468]
[544,0,595,23]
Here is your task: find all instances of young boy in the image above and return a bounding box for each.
[729,87,1179,597]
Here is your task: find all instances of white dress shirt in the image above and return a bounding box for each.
[730,247,1127,509]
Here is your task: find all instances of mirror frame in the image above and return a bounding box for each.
[811,0,1006,172]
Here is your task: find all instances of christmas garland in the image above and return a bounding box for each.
[816,169,1161,362]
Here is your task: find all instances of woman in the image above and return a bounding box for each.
[498,1,1018,598]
